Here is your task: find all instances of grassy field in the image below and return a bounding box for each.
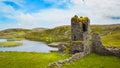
[0,52,69,68]
[0,52,119,68]
[63,54,120,68]
[0,42,22,47]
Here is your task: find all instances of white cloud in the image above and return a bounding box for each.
[70,0,120,24]
[0,0,120,30]
[13,9,75,28]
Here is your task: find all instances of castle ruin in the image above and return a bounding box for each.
[71,15,90,41]
[48,15,120,68]
[71,15,91,54]
[70,15,120,56]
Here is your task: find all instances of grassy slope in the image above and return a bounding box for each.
[91,24,120,47]
[0,42,22,47]
[0,52,69,68]
[25,24,120,47]
[63,54,120,68]
[0,28,30,39]
[25,25,71,43]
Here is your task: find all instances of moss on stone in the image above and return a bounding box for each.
[79,16,89,22]
[71,15,79,22]
[71,15,89,23]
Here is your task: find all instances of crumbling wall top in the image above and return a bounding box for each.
[71,15,90,23]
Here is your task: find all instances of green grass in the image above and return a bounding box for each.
[0,52,69,68]
[7,38,25,41]
[63,53,120,68]
[91,25,120,47]
[25,25,71,43]
[0,28,30,39]
[0,42,22,47]
[101,30,120,47]
[0,52,119,68]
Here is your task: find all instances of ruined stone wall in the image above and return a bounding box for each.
[91,33,120,57]
[70,41,91,54]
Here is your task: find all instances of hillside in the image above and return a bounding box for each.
[0,28,31,39]
[0,24,120,47]
[25,25,71,43]
[25,24,120,47]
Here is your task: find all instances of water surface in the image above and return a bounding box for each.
[0,39,58,53]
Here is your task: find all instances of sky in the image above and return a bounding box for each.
[0,0,120,30]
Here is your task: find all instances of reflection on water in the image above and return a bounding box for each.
[0,40,58,53]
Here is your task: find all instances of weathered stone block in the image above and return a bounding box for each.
[71,41,84,54]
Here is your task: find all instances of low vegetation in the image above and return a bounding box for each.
[7,38,24,41]
[25,25,71,43]
[0,41,22,47]
[0,52,69,68]
[0,28,30,39]
[63,53,120,68]
[91,24,120,47]
[0,52,119,68]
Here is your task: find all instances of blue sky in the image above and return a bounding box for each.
[0,0,120,30]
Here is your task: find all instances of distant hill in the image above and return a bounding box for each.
[32,28,48,31]
[25,24,120,47]
[0,24,120,47]
[0,28,31,39]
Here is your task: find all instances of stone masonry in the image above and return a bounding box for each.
[48,15,120,68]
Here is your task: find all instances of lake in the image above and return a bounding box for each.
[0,39,58,53]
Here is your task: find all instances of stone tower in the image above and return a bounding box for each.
[71,15,91,54]
[71,15,90,41]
